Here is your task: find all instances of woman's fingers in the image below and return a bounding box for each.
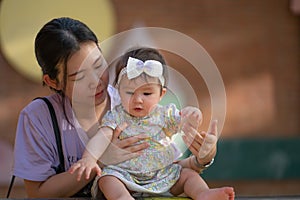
[182,127,205,155]
[112,123,127,140]
[124,141,149,154]
[197,120,218,159]
[117,134,149,149]
[119,152,141,161]
[184,126,204,145]
[208,119,218,137]
[112,123,149,149]
[182,135,197,156]
[99,131,149,165]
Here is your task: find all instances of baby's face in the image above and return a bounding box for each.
[118,75,166,117]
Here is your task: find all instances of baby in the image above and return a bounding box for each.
[70,47,235,200]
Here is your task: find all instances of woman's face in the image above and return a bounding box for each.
[62,41,109,107]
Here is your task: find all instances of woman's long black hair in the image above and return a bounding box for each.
[35,17,99,124]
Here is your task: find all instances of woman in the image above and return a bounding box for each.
[13,17,217,198]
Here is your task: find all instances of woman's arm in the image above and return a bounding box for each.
[24,170,96,198]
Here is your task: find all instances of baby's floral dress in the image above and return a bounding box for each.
[92,103,182,196]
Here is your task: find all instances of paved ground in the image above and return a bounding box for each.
[1,182,300,199]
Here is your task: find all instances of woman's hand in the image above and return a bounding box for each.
[99,124,150,166]
[182,120,218,165]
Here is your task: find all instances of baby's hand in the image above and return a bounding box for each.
[180,106,203,129]
[69,155,102,181]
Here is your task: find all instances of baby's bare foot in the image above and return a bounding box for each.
[196,187,235,200]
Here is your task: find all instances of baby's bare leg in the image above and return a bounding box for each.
[170,168,235,200]
[98,175,134,200]
[170,168,208,196]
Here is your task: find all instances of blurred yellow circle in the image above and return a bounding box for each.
[0,0,116,82]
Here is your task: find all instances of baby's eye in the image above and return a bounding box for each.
[144,92,152,96]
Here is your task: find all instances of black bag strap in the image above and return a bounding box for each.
[6,175,15,198]
[34,97,65,173]
[6,97,65,198]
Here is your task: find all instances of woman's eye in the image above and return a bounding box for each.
[95,65,102,69]
[76,77,84,81]
[126,91,134,95]
[70,75,84,81]
[95,65,106,75]
[94,65,101,73]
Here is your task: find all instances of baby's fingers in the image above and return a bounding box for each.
[76,167,86,181]
[69,163,81,174]
[84,168,92,180]
[95,166,102,177]
[84,166,102,180]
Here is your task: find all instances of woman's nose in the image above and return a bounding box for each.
[89,71,100,89]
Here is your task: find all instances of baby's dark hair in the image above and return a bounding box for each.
[113,47,168,87]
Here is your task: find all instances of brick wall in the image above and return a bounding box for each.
[0,0,299,143]
[111,0,300,137]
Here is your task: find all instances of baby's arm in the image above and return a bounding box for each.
[69,127,113,181]
[180,106,203,129]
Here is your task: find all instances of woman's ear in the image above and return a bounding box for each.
[43,74,62,90]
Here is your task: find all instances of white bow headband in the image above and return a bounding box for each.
[116,57,165,86]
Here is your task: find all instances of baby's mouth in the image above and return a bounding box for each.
[134,107,143,111]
